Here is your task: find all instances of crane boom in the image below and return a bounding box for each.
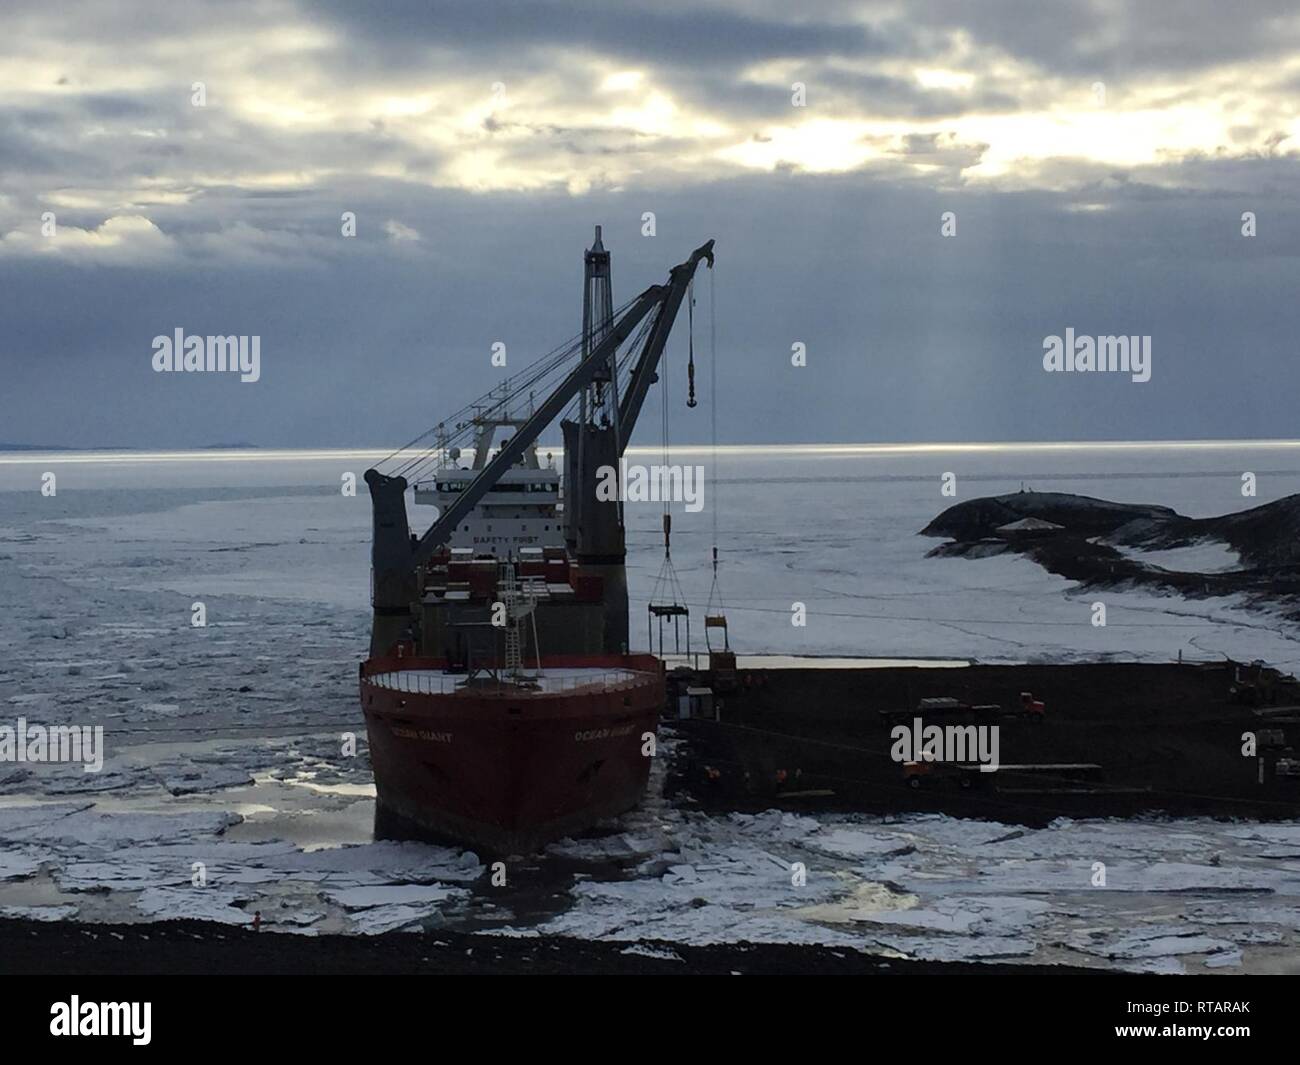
[620,240,714,438]
[409,281,663,569]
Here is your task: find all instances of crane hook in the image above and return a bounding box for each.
[686,277,698,408]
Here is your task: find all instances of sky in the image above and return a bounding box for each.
[1,0,1298,448]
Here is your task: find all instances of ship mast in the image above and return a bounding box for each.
[572,226,620,545]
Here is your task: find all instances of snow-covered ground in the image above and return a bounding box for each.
[3,442,1300,971]
[1111,540,1244,574]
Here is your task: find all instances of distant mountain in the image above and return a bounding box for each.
[922,492,1177,540]
[0,442,261,451]
[924,490,1300,570]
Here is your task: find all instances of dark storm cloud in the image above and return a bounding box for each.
[656,68,1021,127]
[307,0,1300,89]
[3,159,1299,448]
[0,116,87,175]
[1,0,1299,447]
[79,93,158,119]
[912,0,1300,78]
[816,71,1022,119]
[310,0,904,68]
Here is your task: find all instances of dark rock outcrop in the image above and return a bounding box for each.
[923,491,1300,615]
[921,491,1178,541]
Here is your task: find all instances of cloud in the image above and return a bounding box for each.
[384,219,420,242]
[0,214,175,263]
[1,0,1299,448]
[0,0,1294,221]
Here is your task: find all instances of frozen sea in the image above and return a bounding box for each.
[3,441,1300,972]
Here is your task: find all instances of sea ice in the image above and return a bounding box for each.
[135,887,251,925]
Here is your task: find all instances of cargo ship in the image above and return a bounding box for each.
[360,228,714,852]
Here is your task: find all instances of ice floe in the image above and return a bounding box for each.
[7,448,1300,966]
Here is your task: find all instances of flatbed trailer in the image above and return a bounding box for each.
[903,760,1102,789]
[881,692,1045,726]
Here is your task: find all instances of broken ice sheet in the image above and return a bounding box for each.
[135,886,251,925]
[0,904,79,921]
[1065,925,1238,962]
[870,934,1036,962]
[324,884,467,910]
[154,763,255,796]
[546,832,666,862]
[1205,950,1243,969]
[620,943,684,962]
[803,826,916,860]
[350,903,446,935]
[6,807,241,847]
[0,850,46,881]
[275,840,482,885]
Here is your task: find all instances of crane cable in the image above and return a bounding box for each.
[705,264,729,652]
[648,300,689,655]
[686,277,697,408]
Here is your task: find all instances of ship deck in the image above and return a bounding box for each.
[661,653,971,670]
[365,665,651,695]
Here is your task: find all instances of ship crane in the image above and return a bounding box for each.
[646,267,730,663]
[365,236,715,657]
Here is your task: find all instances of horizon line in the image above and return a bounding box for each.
[7,437,1300,465]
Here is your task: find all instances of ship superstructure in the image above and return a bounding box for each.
[411,398,564,556]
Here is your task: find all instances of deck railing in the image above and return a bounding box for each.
[363,670,647,696]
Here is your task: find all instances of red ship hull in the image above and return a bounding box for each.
[360,653,664,854]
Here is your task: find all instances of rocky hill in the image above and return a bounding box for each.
[922,491,1300,614]
[921,491,1178,541]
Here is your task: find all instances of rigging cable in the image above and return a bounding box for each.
[648,301,689,655]
[705,263,729,652]
[686,277,697,408]
[378,290,647,480]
